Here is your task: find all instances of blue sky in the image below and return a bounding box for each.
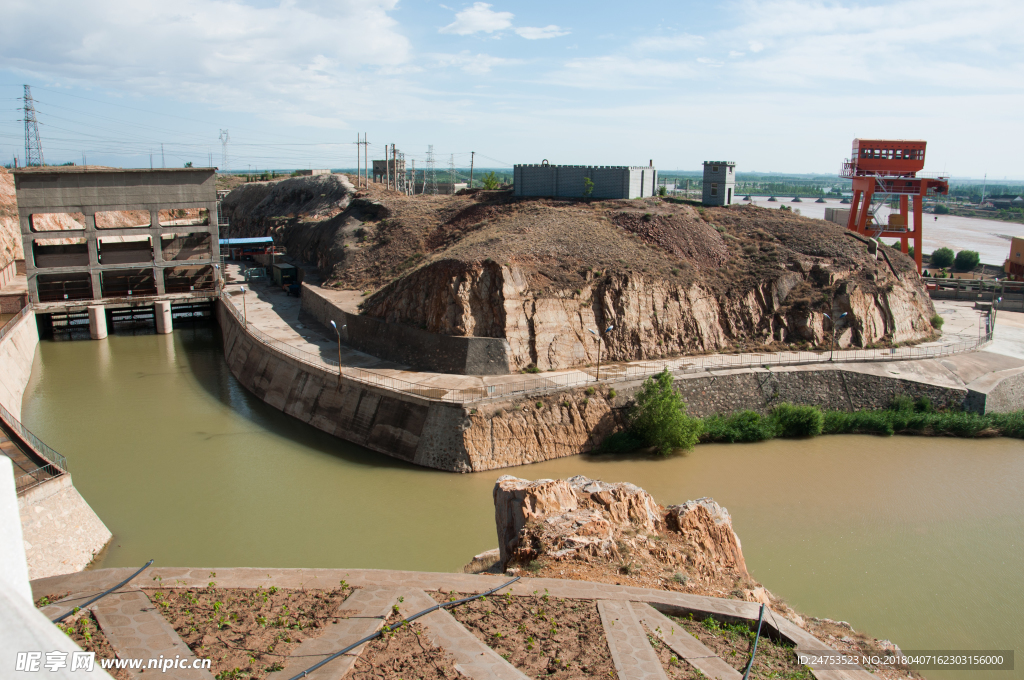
[1,0,1021,177]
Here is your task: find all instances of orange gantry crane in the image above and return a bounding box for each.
[841,139,949,274]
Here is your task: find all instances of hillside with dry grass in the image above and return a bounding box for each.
[222,175,936,370]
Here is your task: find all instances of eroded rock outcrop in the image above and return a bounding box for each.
[364,259,934,371]
[493,475,748,582]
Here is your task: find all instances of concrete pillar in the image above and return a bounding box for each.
[155,301,173,334]
[88,305,107,340]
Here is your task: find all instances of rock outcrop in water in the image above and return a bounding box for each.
[493,475,748,583]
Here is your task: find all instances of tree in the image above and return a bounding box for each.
[582,176,594,199]
[954,249,980,271]
[629,369,703,455]
[658,185,667,197]
[481,171,501,190]
[934,204,950,214]
[930,247,955,269]
[183,161,193,168]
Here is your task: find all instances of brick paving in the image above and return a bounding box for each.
[33,567,871,680]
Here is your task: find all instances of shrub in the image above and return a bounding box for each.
[608,389,617,399]
[658,185,668,197]
[771,403,824,438]
[930,314,944,329]
[930,247,955,269]
[629,369,703,454]
[954,250,980,271]
[915,396,934,413]
[535,401,543,409]
[481,171,501,190]
[600,430,646,453]
[585,387,596,395]
[891,395,915,412]
[934,204,950,214]
[523,365,541,373]
[701,410,774,443]
[582,176,594,198]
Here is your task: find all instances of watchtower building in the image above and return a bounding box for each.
[702,162,735,206]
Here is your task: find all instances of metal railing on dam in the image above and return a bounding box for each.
[1,402,69,494]
[219,292,996,405]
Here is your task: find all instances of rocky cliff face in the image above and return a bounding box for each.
[0,168,22,263]
[364,258,935,371]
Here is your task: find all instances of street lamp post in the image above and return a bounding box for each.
[823,312,847,361]
[588,325,614,381]
[239,285,247,325]
[330,320,346,385]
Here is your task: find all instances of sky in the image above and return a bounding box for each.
[0,0,1022,177]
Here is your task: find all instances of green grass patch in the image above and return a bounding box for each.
[600,393,1023,454]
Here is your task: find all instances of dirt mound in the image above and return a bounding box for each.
[613,207,728,270]
[220,181,936,366]
[221,173,355,236]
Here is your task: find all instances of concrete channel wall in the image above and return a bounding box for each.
[216,298,476,471]
[0,311,38,421]
[300,283,511,375]
[0,309,112,578]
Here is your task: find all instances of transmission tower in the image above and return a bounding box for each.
[448,155,457,194]
[23,85,45,167]
[425,145,438,195]
[219,129,230,170]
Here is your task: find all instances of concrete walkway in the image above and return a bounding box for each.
[32,567,875,680]
[223,262,1022,403]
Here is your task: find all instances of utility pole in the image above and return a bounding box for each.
[470,151,475,189]
[356,134,360,187]
[385,144,390,190]
[363,133,368,187]
[161,143,165,168]
[410,159,416,194]
[981,173,987,205]
[23,85,45,166]
[448,154,456,194]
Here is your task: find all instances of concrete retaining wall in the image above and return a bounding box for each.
[217,299,475,471]
[18,474,112,580]
[0,311,39,420]
[301,283,511,375]
[461,365,979,471]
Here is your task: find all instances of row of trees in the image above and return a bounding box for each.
[928,247,980,272]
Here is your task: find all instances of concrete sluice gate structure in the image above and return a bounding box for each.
[13,167,222,337]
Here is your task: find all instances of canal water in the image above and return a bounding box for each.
[21,325,1024,679]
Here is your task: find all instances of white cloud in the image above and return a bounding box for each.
[514,25,570,40]
[729,50,745,58]
[696,57,723,67]
[633,34,705,51]
[748,40,765,52]
[439,2,513,35]
[432,51,522,74]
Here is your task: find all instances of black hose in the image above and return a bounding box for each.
[287,576,521,680]
[52,559,154,623]
[742,603,766,680]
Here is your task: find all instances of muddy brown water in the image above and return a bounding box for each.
[21,325,1024,679]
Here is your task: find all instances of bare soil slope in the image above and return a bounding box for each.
[222,177,936,370]
[0,168,23,262]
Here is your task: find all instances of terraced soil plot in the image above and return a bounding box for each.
[434,590,618,679]
[668,613,813,679]
[144,584,353,679]
[51,611,130,680]
[348,617,462,680]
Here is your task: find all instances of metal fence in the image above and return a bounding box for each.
[219,292,995,405]
[0,402,69,495]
